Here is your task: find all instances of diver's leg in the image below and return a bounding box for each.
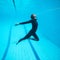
[16,37,25,45]
[32,33,39,41]
[16,31,32,45]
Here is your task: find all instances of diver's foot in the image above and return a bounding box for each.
[16,40,20,45]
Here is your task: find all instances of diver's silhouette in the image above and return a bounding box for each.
[15,14,39,45]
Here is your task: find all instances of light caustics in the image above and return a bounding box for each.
[13,0,40,60]
[40,7,60,15]
[2,26,12,60]
[2,0,40,60]
[2,0,60,60]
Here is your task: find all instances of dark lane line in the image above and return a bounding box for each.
[24,25,40,60]
[2,26,12,60]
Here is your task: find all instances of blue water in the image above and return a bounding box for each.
[0,0,60,60]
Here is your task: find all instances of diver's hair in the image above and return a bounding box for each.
[31,14,36,19]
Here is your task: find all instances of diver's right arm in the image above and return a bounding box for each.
[15,20,32,26]
[15,23,20,26]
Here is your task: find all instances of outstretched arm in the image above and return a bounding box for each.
[15,20,32,26]
[19,20,31,24]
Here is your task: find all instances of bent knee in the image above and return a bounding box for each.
[36,38,39,41]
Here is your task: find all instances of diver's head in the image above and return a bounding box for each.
[31,14,36,19]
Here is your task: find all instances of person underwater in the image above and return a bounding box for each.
[15,14,39,45]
